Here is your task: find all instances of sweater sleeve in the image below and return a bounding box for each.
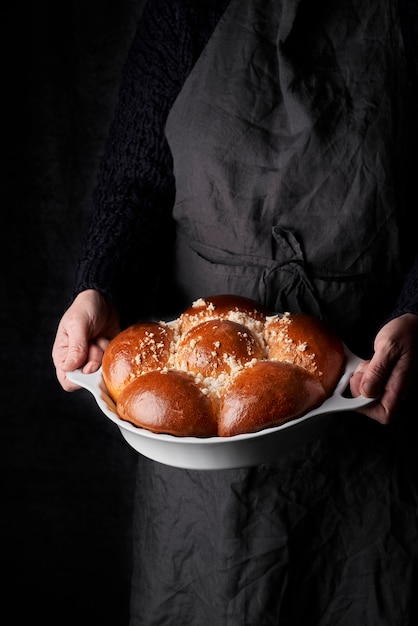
[387,0,418,322]
[73,0,181,322]
[72,0,228,323]
[384,255,418,323]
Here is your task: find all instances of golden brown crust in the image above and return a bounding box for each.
[175,319,266,378]
[116,370,218,437]
[102,296,346,438]
[102,321,174,401]
[218,361,327,437]
[178,294,271,334]
[264,313,345,395]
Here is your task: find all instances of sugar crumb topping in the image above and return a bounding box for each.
[192,298,207,308]
[112,303,340,422]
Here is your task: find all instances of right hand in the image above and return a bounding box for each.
[52,289,121,391]
[349,313,418,424]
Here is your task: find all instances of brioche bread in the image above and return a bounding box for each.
[117,369,218,437]
[101,295,345,437]
[264,313,345,395]
[102,321,173,401]
[218,360,327,437]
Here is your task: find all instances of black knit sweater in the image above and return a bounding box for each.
[73,0,418,325]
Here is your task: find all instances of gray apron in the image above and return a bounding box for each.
[164,0,415,355]
[130,2,418,624]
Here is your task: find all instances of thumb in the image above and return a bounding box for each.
[62,333,89,372]
[358,356,388,399]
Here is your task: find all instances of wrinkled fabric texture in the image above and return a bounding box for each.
[128,1,418,625]
[131,414,418,625]
[165,0,417,355]
[71,0,418,326]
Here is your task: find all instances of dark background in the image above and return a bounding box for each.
[1,1,146,623]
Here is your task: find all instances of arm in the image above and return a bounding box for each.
[52,1,228,390]
[73,0,229,325]
[348,0,418,422]
[73,0,181,324]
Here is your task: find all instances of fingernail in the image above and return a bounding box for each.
[84,361,100,374]
[360,381,374,398]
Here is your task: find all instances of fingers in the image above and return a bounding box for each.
[349,362,367,398]
[350,379,399,424]
[61,340,89,372]
[61,333,110,373]
[52,330,87,392]
[52,299,95,390]
[349,362,388,423]
[359,350,397,399]
[349,325,412,424]
[350,360,386,401]
[53,337,109,390]
[51,290,121,392]
[81,337,111,374]
[350,355,398,424]
[52,317,89,369]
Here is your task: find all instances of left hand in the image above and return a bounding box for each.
[349,313,418,424]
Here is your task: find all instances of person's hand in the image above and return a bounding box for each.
[349,313,418,424]
[52,289,121,391]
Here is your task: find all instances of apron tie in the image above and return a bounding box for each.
[262,226,323,316]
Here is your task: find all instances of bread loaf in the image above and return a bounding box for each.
[101,295,346,437]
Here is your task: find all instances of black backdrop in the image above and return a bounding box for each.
[1,1,147,623]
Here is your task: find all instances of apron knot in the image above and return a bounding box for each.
[263,226,322,315]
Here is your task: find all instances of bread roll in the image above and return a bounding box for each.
[116,370,218,437]
[218,361,327,437]
[178,294,270,334]
[264,313,345,394]
[102,321,174,401]
[175,319,265,378]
